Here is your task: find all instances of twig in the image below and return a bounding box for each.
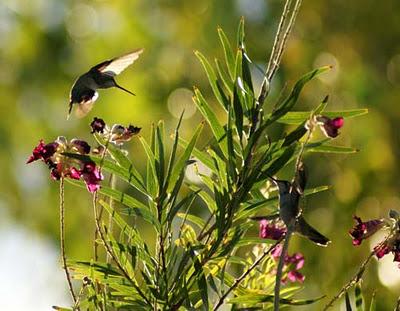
[274,226,293,311]
[213,239,282,310]
[396,295,400,311]
[59,177,78,307]
[267,0,303,83]
[265,0,292,79]
[322,250,376,310]
[106,172,116,264]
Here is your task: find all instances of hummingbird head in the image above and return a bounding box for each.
[268,175,291,194]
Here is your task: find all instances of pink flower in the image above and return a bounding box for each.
[270,244,306,284]
[81,161,103,193]
[315,115,344,138]
[349,216,384,246]
[287,270,305,283]
[259,219,286,240]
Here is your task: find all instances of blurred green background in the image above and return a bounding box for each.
[1,0,399,310]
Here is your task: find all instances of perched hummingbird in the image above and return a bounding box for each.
[68,48,144,118]
[269,163,331,246]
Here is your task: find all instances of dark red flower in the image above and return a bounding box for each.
[110,124,141,144]
[50,163,62,181]
[259,219,286,240]
[71,139,90,154]
[316,115,344,138]
[81,161,103,193]
[26,140,58,164]
[349,216,384,246]
[90,117,106,134]
[374,242,391,259]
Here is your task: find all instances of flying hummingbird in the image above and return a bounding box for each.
[269,163,331,246]
[68,48,144,119]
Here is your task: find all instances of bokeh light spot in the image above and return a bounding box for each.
[386,54,400,85]
[185,158,212,184]
[65,4,98,40]
[167,88,196,119]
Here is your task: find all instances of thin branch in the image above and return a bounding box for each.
[267,0,303,82]
[106,172,116,264]
[265,0,293,78]
[213,239,282,310]
[396,295,400,311]
[322,249,376,310]
[274,226,293,311]
[59,177,78,307]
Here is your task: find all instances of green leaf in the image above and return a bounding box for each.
[282,122,307,147]
[168,122,204,193]
[100,186,159,229]
[99,199,154,265]
[168,190,200,223]
[355,283,364,311]
[228,294,325,305]
[307,144,359,154]
[177,212,206,229]
[345,291,353,311]
[193,88,228,157]
[218,26,235,80]
[61,152,147,196]
[368,292,376,311]
[278,109,368,125]
[237,16,245,48]
[195,50,229,111]
[178,137,216,172]
[268,66,332,124]
[139,135,159,197]
[215,58,233,95]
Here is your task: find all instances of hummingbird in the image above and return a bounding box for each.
[68,48,144,119]
[269,163,331,246]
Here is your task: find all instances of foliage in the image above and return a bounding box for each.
[48,18,369,310]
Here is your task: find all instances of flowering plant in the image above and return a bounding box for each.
[27,2,399,310]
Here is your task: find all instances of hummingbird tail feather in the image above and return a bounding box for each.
[296,217,331,247]
[115,83,136,96]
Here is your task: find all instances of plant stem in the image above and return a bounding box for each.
[396,295,400,311]
[322,250,376,310]
[106,173,116,264]
[267,0,303,83]
[213,239,282,310]
[59,177,78,307]
[274,226,293,311]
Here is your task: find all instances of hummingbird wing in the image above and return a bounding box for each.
[295,216,331,247]
[74,91,99,118]
[92,48,144,77]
